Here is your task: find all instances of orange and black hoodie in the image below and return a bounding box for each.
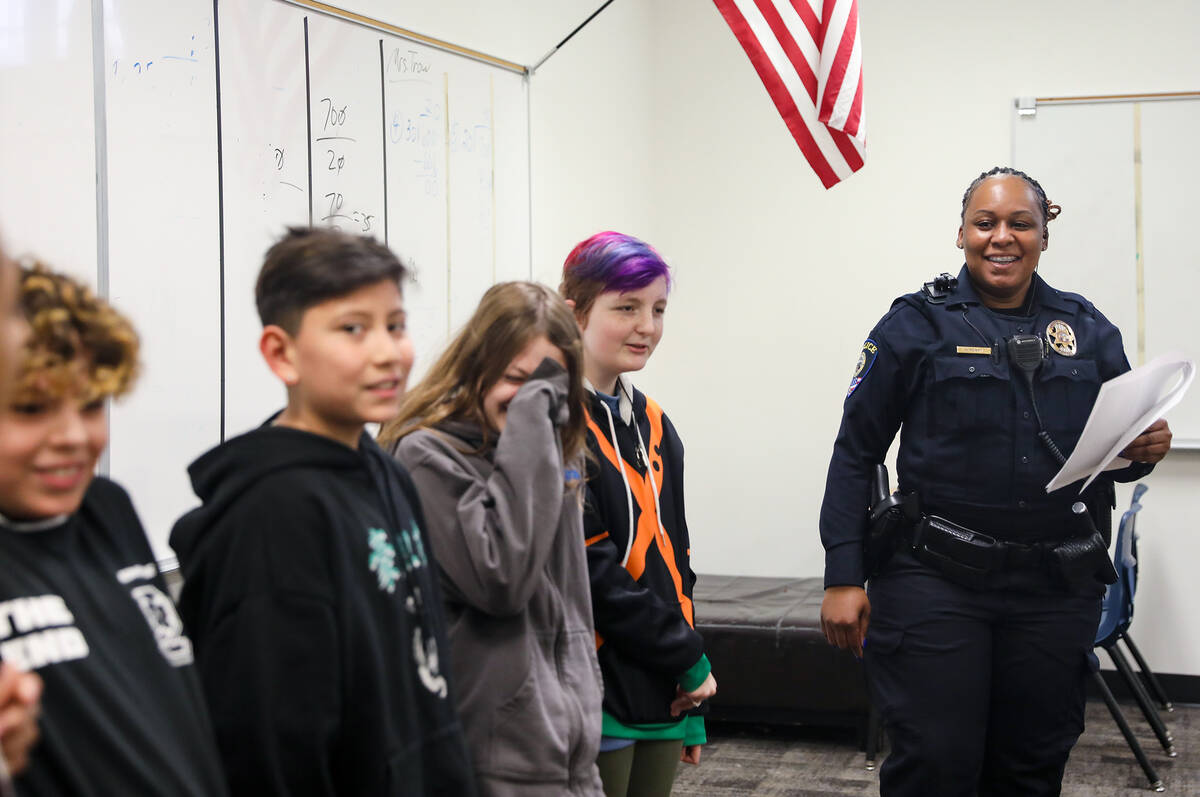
[582,377,709,729]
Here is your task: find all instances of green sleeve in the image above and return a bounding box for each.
[682,715,707,746]
[678,653,711,692]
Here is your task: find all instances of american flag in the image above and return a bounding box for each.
[713,0,865,189]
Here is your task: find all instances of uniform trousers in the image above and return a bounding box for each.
[865,549,1102,797]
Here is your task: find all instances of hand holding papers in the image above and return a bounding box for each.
[1045,353,1194,493]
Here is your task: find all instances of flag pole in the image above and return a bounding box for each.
[530,0,617,74]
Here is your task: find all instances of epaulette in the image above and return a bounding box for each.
[921,272,958,304]
[1054,289,1097,317]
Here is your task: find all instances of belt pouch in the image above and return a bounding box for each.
[1051,532,1118,593]
[910,515,998,589]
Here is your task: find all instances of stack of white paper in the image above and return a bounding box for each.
[1045,353,1195,494]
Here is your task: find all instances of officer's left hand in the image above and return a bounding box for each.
[1121,418,1172,464]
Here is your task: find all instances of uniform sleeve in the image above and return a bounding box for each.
[396,365,569,617]
[582,475,705,680]
[182,496,342,797]
[819,306,929,588]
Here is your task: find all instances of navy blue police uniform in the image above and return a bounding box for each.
[820,265,1154,797]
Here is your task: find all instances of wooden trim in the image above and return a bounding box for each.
[1035,90,1200,105]
[1132,104,1146,366]
[278,0,528,74]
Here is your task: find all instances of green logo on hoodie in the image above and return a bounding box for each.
[367,528,401,593]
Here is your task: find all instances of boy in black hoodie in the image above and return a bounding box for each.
[170,228,474,796]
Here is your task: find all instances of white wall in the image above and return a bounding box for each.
[528,0,658,286]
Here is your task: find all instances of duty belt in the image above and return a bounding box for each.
[902,511,1115,593]
[906,514,1053,586]
[864,466,1116,592]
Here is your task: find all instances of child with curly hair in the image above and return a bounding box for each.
[0,263,227,796]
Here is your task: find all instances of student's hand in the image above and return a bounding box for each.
[0,663,43,775]
[680,744,703,765]
[526,358,570,426]
[669,672,717,717]
[1121,419,1172,464]
[821,586,870,658]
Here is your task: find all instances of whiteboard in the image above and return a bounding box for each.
[219,0,532,438]
[1014,97,1200,447]
[0,0,532,563]
[0,0,98,285]
[103,0,223,567]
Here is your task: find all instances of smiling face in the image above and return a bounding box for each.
[482,334,567,434]
[0,360,108,521]
[271,279,414,447]
[577,276,668,394]
[957,175,1047,309]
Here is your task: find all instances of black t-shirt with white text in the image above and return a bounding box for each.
[0,477,227,797]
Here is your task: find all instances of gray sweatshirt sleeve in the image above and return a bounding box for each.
[395,364,570,617]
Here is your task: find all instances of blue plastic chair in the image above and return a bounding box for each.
[1092,484,1173,791]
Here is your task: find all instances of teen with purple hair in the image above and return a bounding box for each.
[561,232,716,797]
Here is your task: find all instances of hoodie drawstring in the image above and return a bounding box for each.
[596,382,670,568]
[597,399,637,568]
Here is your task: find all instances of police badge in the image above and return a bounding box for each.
[1046,320,1077,357]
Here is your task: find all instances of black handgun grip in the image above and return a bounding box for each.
[872,464,890,508]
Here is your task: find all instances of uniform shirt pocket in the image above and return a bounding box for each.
[931,355,1013,433]
[1036,358,1100,434]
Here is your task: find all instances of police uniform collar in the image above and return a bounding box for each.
[945,265,1072,315]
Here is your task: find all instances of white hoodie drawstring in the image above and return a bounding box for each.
[592,379,671,568]
[597,398,637,567]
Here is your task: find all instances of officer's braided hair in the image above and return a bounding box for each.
[960,167,1062,237]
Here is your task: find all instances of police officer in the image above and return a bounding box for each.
[818,167,1173,797]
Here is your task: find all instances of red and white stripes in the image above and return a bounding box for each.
[713,0,865,189]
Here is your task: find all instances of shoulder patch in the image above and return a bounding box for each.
[847,339,879,397]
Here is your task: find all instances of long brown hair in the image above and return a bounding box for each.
[379,281,587,462]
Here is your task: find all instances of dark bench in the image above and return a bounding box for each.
[694,575,879,760]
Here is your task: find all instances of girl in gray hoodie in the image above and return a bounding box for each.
[380,282,604,797]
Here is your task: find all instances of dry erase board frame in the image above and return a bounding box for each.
[1013,92,1200,449]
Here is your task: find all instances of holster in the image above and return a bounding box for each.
[864,465,910,579]
[1051,514,1119,594]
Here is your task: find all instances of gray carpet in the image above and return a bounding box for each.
[673,700,1197,795]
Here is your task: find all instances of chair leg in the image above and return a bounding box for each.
[1122,633,1174,712]
[864,702,883,771]
[1093,671,1164,792]
[1106,644,1176,756]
